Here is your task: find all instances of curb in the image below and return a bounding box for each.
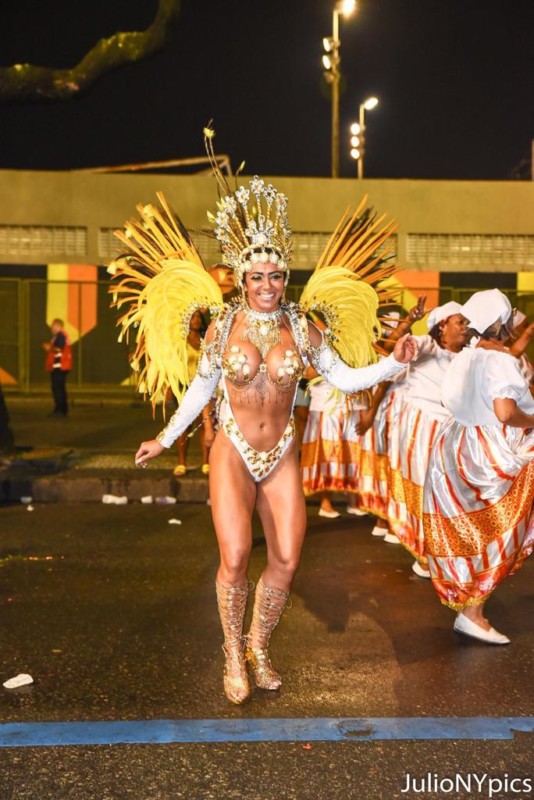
[0,466,209,504]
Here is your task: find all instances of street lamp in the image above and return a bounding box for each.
[322,0,357,178]
[349,96,379,178]
[349,122,361,161]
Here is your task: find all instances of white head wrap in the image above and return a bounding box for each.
[385,311,401,329]
[513,310,527,328]
[462,289,512,334]
[426,301,464,331]
[381,311,401,339]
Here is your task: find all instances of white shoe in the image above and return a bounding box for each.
[371,525,387,537]
[412,560,431,579]
[383,532,400,544]
[318,508,340,518]
[453,612,510,645]
[346,506,367,516]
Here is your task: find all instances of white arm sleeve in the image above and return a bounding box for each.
[310,341,406,393]
[156,356,221,448]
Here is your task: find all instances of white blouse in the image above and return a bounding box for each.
[518,353,534,386]
[442,347,534,426]
[401,335,456,419]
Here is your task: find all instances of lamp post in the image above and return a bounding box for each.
[350,96,379,178]
[323,0,356,178]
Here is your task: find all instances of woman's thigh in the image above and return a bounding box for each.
[209,431,257,563]
[256,441,307,563]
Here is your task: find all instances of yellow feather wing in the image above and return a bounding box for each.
[301,197,400,365]
[109,194,224,409]
[300,267,380,367]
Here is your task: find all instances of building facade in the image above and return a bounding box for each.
[1,171,533,389]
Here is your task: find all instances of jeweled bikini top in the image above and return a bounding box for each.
[211,302,309,390]
[223,343,304,390]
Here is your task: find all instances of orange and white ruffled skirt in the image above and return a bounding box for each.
[385,390,408,528]
[358,391,394,519]
[388,400,444,561]
[301,407,365,496]
[423,421,534,610]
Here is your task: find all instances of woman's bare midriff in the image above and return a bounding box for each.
[224,378,296,451]
[219,312,303,451]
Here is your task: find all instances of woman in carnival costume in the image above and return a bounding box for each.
[110,131,417,704]
[423,289,534,644]
[386,301,469,576]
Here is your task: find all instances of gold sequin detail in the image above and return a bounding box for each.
[223,417,296,481]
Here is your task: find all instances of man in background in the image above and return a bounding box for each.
[43,318,72,417]
[0,381,14,453]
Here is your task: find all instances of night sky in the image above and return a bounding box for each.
[0,0,533,180]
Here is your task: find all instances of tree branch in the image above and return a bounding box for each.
[0,0,181,102]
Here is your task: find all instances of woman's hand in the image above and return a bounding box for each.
[355,408,376,435]
[407,295,427,324]
[393,334,418,364]
[135,439,165,467]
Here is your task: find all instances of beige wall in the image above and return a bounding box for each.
[0,169,533,271]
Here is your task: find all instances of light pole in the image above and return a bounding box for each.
[350,96,379,178]
[323,0,356,178]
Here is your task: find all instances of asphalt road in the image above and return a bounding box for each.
[0,502,532,799]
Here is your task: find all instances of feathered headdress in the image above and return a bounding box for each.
[204,126,292,282]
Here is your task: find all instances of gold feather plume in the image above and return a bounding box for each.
[108,192,224,409]
[300,196,400,367]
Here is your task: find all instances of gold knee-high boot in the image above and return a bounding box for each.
[245,577,288,690]
[215,581,251,705]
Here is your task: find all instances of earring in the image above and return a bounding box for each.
[282,276,289,305]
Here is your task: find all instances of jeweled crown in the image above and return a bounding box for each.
[208,176,293,281]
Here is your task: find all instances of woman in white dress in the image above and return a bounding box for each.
[423,289,534,644]
[508,310,534,389]
[301,376,370,518]
[355,301,426,536]
[387,302,468,575]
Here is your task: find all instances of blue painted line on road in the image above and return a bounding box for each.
[0,717,533,748]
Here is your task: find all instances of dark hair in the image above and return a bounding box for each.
[380,303,407,319]
[428,322,442,345]
[242,248,285,280]
[466,318,515,343]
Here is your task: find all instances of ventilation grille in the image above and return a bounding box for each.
[407,234,534,267]
[0,226,87,257]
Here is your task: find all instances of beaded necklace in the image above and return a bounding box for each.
[241,307,283,359]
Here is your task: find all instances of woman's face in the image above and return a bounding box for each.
[244,262,285,313]
[209,265,235,296]
[189,311,203,332]
[441,313,469,351]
